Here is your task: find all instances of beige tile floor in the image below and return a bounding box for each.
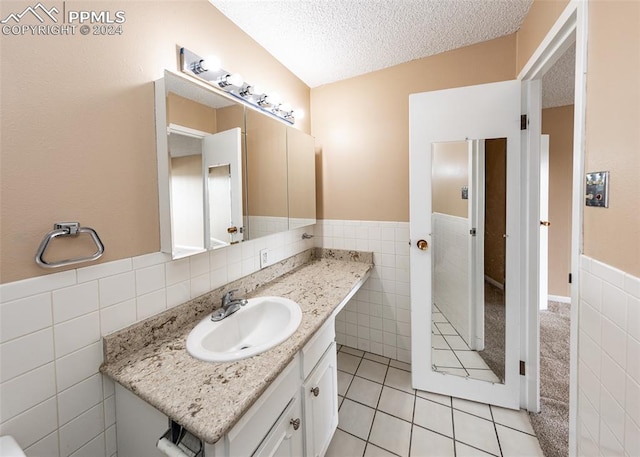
[326,345,544,457]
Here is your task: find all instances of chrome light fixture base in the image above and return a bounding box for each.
[180,47,296,125]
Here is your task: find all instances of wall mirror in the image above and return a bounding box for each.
[430,138,507,384]
[155,70,316,259]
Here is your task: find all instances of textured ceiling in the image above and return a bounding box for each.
[541,43,576,109]
[210,0,534,88]
[209,0,574,107]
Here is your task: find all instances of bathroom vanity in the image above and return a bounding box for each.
[100,249,372,457]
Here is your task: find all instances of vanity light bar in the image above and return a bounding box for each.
[180,47,296,125]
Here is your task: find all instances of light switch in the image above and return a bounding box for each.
[585,171,609,208]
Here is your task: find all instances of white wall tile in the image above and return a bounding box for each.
[598,420,624,457]
[591,259,625,290]
[601,317,627,368]
[102,376,115,399]
[59,403,104,457]
[209,248,227,270]
[68,433,105,457]
[578,392,599,439]
[0,363,56,422]
[136,289,167,321]
[578,256,640,457]
[626,375,640,426]
[105,425,117,457]
[131,252,170,270]
[165,258,190,286]
[54,312,100,358]
[600,386,625,445]
[600,353,626,406]
[24,431,60,457]
[625,414,640,457]
[580,270,602,311]
[56,342,103,392]
[77,259,131,284]
[57,374,103,425]
[190,273,210,298]
[100,299,136,336]
[0,397,58,449]
[0,270,75,303]
[135,264,165,296]
[580,301,601,346]
[628,296,640,341]
[627,335,640,384]
[601,282,628,330]
[98,272,135,308]
[103,395,115,427]
[0,328,54,383]
[53,282,99,324]
[579,330,601,378]
[625,274,640,299]
[166,281,190,309]
[189,252,210,278]
[0,293,52,343]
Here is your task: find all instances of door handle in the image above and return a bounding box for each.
[416,240,429,251]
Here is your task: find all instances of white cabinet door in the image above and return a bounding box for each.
[303,343,338,457]
[254,393,304,457]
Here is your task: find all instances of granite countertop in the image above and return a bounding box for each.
[100,248,372,444]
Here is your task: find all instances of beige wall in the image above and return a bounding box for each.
[583,0,640,277]
[311,34,517,221]
[542,105,574,297]
[245,109,288,217]
[516,0,570,74]
[431,141,469,218]
[0,0,310,284]
[167,93,217,133]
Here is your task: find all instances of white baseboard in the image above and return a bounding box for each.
[548,294,571,304]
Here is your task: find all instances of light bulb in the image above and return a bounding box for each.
[202,55,221,72]
[227,73,243,87]
[294,109,305,120]
[268,92,281,106]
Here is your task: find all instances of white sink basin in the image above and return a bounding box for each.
[186,296,302,362]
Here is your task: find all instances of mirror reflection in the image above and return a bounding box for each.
[245,109,288,239]
[431,139,507,383]
[166,90,244,258]
[158,71,317,260]
[287,127,317,229]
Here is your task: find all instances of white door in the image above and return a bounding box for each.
[539,135,550,310]
[203,128,244,246]
[409,80,522,409]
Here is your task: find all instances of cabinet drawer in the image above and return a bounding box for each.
[253,392,303,457]
[227,355,300,457]
[301,318,335,380]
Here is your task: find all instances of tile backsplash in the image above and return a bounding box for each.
[314,219,411,363]
[0,227,314,457]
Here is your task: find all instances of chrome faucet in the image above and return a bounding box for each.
[211,289,248,321]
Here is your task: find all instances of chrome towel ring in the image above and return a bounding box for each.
[35,222,104,269]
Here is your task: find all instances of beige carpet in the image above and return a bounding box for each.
[529,301,571,457]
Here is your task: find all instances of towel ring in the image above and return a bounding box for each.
[35,222,104,269]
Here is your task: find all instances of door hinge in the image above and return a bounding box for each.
[519,360,526,376]
[470,228,477,236]
[568,273,572,284]
[520,114,528,130]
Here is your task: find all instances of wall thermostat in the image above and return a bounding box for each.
[585,171,609,208]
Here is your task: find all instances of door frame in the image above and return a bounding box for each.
[517,1,587,454]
